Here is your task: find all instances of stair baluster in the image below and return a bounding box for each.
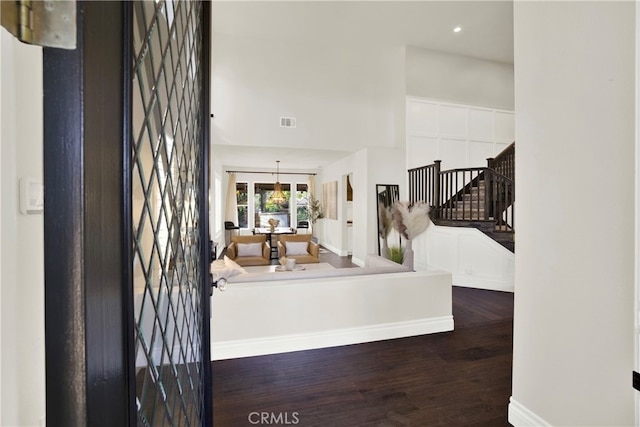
[407,143,515,251]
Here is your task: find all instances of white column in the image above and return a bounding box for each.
[511,2,635,425]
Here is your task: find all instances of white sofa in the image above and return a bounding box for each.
[211,255,453,360]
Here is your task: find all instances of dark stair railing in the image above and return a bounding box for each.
[439,167,486,222]
[488,142,515,180]
[408,160,441,210]
[408,143,515,250]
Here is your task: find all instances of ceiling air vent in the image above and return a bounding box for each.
[280,117,297,128]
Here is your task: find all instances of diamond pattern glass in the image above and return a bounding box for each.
[132,1,205,425]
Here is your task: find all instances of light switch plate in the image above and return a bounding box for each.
[19,178,44,215]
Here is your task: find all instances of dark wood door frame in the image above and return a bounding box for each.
[43,2,212,425]
[200,2,213,425]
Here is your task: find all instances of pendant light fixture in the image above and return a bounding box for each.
[269,160,287,205]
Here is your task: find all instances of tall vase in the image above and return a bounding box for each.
[402,238,414,270]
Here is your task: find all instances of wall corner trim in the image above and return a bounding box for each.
[508,397,552,427]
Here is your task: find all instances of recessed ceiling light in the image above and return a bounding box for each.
[453,26,462,33]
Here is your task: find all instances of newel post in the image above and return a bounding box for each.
[487,157,495,169]
[433,160,441,219]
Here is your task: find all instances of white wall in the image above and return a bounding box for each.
[366,148,406,260]
[406,97,514,170]
[211,34,406,153]
[318,147,405,264]
[636,4,640,422]
[1,30,46,426]
[406,46,514,111]
[0,20,3,425]
[0,26,4,422]
[414,225,514,292]
[510,2,635,426]
[316,153,357,257]
[210,156,224,252]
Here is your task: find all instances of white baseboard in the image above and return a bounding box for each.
[212,316,454,361]
[509,397,551,426]
[351,256,365,267]
[319,241,348,257]
[452,273,514,292]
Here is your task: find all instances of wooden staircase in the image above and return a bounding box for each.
[408,143,515,252]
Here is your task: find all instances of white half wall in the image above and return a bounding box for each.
[1,30,45,426]
[413,224,514,292]
[511,2,635,425]
[211,269,453,360]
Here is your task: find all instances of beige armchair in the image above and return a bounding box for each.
[277,234,319,264]
[226,235,271,266]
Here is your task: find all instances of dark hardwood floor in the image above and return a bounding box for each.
[212,283,514,426]
[318,248,358,268]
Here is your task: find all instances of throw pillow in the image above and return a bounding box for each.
[285,241,309,256]
[237,242,262,257]
[224,255,248,275]
[211,258,245,282]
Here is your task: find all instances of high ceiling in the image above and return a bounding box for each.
[211,1,514,170]
[212,1,514,64]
